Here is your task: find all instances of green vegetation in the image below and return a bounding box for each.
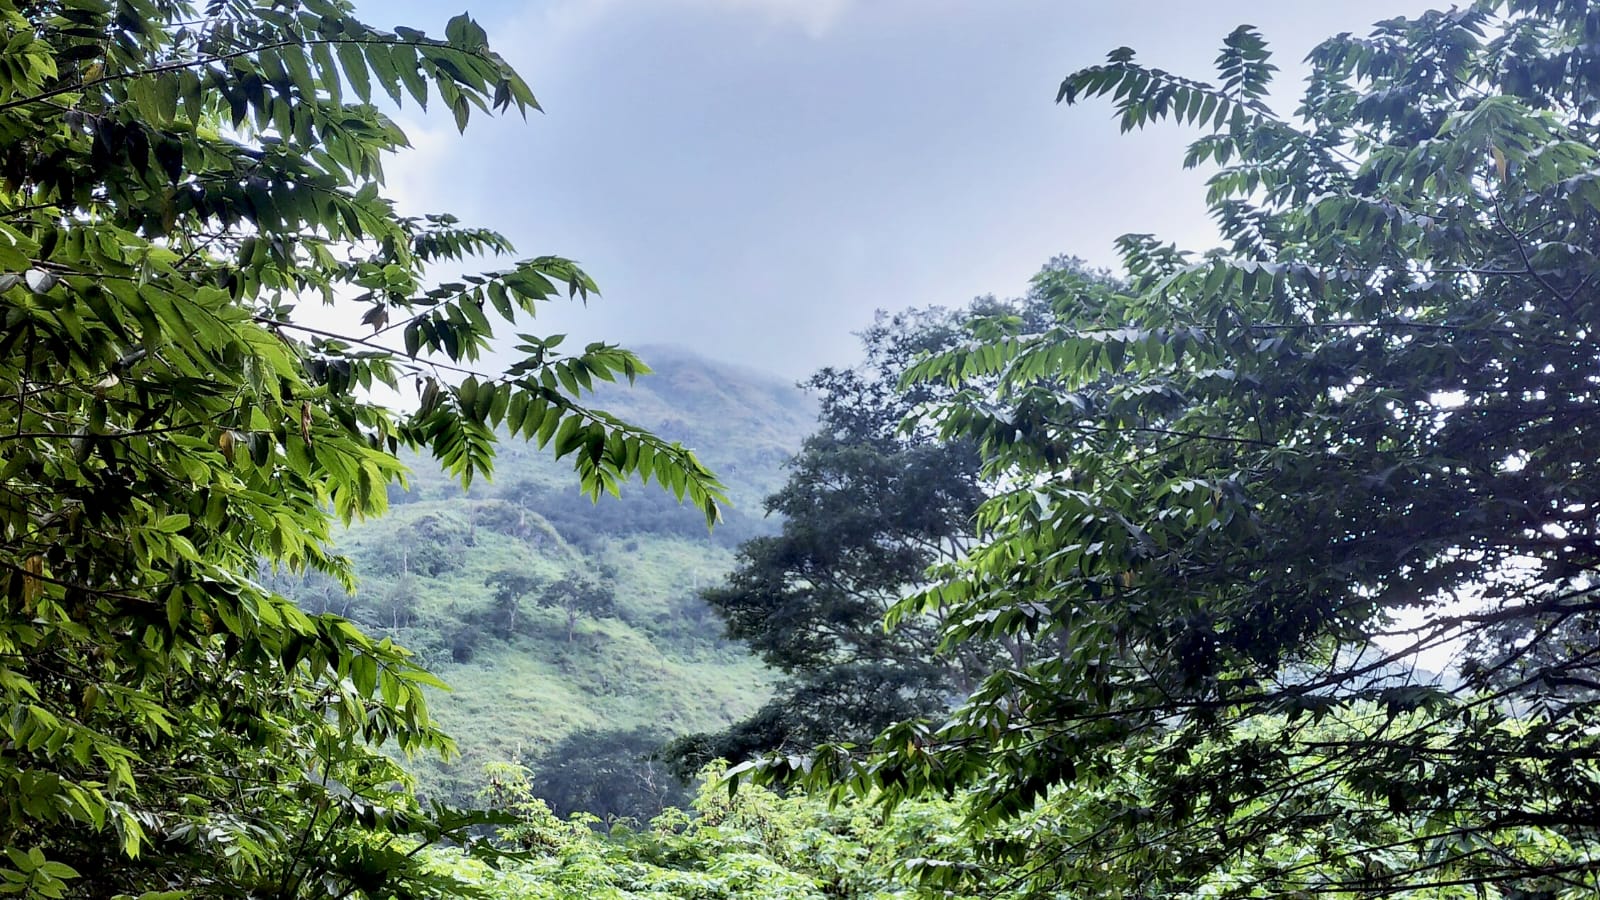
[266,348,814,813]
[0,0,721,896]
[755,4,1600,897]
[10,0,1600,897]
[420,763,1014,900]
[386,345,813,509]
[291,495,777,811]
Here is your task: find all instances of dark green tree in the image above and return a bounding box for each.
[527,726,689,823]
[0,1,721,896]
[672,277,1102,773]
[757,5,1600,897]
[485,568,544,637]
[538,572,616,643]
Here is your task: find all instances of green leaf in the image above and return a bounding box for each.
[336,39,371,103]
[551,414,583,458]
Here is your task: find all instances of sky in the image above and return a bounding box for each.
[361,0,1438,380]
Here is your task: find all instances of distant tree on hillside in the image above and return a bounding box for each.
[541,572,618,643]
[485,569,545,637]
[485,567,618,642]
[371,573,422,630]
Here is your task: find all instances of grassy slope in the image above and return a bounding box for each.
[301,345,816,804]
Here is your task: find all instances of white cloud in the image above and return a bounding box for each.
[380,116,458,219]
[502,0,856,43]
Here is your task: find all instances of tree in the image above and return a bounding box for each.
[0,2,721,897]
[671,284,1094,773]
[758,5,1600,896]
[525,726,689,823]
[485,568,544,638]
[538,572,616,643]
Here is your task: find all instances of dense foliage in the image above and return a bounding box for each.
[675,266,1115,775]
[270,485,780,814]
[439,762,1010,900]
[520,727,689,823]
[756,3,1600,896]
[669,303,1012,772]
[439,749,1551,900]
[256,352,810,812]
[0,1,722,896]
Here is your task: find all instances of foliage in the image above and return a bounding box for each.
[485,568,543,637]
[268,489,779,809]
[384,345,816,513]
[668,307,981,771]
[446,751,1588,900]
[541,571,617,643]
[268,462,787,810]
[0,0,724,895]
[671,276,1098,773]
[750,4,1600,896]
[523,727,690,823]
[487,568,617,643]
[374,748,1596,900]
[498,478,773,553]
[437,760,1013,900]
[967,711,1584,899]
[264,348,813,813]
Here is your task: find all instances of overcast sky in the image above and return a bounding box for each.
[361,0,1436,379]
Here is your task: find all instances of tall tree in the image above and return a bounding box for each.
[673,270,1100,773]
[526,726,689,823]
[668,306,982,772]
[0,1,720,897]
[759,5,1600,897]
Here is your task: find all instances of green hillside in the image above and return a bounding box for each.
[273,346,816,807]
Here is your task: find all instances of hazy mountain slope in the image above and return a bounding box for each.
[277,346,816,805]
[393,343,815,514]
[585,344,815,509]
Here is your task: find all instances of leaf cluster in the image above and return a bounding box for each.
[0,1,721,895]
[743,5,1600,896]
